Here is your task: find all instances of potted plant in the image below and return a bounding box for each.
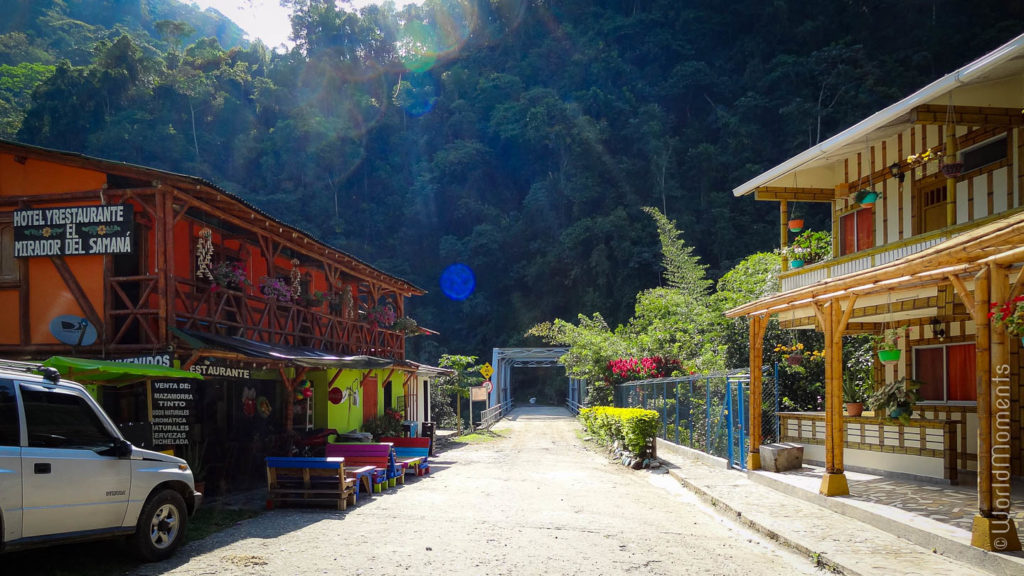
[259,276,293,302]
[842,377,866,417]
[365,303,397,329]
[989,295,1024,345]
[297,290,326,308]
[866,377,921,424]
[780,229,832,269]
[941,161,964,178]
[210,260,249,291]
[392,316,420,336]
[787,205,804,233]
[855,188,880,207]
[873,326,905,365]
[180,440,207,494]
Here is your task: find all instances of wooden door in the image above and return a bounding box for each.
[362,376,378,422]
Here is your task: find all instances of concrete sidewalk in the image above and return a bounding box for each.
[656,440,1024,576]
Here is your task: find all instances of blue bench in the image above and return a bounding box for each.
[380,437,431,476]
[265,456,357,510]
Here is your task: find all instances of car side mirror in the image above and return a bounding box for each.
[114,439,133,458]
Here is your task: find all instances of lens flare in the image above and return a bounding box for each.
[394,72,437,117]
[398,0,477,74]
[440,263,476,301]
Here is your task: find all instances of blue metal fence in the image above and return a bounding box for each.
[615,368,777,469]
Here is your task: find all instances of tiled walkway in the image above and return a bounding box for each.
[767,464,1024,534]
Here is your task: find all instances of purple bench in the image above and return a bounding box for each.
[326,443,404,491]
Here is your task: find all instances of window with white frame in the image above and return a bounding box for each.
[912,343,976,403]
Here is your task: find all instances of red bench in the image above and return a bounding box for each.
[326,443,404,491]
[380,437,431,476]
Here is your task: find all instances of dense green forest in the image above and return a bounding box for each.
[2,0,1023,365]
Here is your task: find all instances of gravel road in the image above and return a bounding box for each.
[131,406,818,575]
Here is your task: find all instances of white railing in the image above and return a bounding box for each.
[781,235,949,292]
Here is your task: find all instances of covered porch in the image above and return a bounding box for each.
[729,209,1024,551]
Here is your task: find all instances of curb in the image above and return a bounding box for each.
[661,462,850,575]
[745,468,1024,576]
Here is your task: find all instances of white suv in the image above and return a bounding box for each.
[0,360,201,561]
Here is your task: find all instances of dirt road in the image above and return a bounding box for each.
[132,406,817,575]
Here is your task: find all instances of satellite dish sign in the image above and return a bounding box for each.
[49,315,98,346]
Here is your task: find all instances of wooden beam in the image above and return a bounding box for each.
[948,274,977,320]
[811,303,826,330]
[837,294,858,333]
[1007,267,1024,302]
[49,256,103,334]
[911,104,1024,127]
[754,187,835,202]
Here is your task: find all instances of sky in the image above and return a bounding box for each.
[189,1,420,49]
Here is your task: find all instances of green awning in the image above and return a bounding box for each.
[42,356,204,385]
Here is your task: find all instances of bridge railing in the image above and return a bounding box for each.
[566,397,583,415]
[480,399,514,428]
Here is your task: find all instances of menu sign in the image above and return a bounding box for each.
[13,204,134,257]
[151,380,196,446]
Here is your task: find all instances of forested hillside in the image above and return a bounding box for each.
[3,0,1023,362]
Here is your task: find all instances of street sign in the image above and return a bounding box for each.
[480,362,493,379]
[483,380,493,393]
[470,386,488,402]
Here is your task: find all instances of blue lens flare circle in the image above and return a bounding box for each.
[440,263,475,301]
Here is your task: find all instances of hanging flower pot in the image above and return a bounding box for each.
[941,162,964,178]
[855,189,879,207]
[790,259,805,268]
[878,348,901,365]
[788,218,804,233]
[786,353,803,366]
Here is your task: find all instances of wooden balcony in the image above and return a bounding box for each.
[105,275,405,360]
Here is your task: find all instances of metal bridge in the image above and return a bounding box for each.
[487,348,586,419]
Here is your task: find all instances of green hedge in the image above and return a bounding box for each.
[579,406,660,455]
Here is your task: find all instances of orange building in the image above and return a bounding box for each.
[0,139,440,492]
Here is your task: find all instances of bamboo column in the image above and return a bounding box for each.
[748,315,768,470]
[820,299,849,496]
[972,264,1022,550]
[945,130,958,227]
[780,200,789,273]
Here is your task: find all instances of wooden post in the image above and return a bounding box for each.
[156,189,170,346]
[819,299,849,496]
[972,264,1022,551]
[945,131,958,227]
[748,315,768,470]
[780,200,789,273]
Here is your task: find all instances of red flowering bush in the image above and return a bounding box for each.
[606,356,682,384]
[989,295,1024,337]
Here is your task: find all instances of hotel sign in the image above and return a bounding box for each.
[13,204,134,257]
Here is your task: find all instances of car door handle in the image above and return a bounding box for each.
[34,463,51,474]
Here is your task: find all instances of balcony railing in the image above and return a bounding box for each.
[780,208,1024,293]
[780,230,950,292]
[106,275,404,360]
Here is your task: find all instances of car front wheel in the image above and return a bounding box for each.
[131,489,188,562]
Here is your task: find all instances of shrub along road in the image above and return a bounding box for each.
[131,406,818,575]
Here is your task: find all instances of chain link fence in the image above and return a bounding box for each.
[615,367,779,466]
